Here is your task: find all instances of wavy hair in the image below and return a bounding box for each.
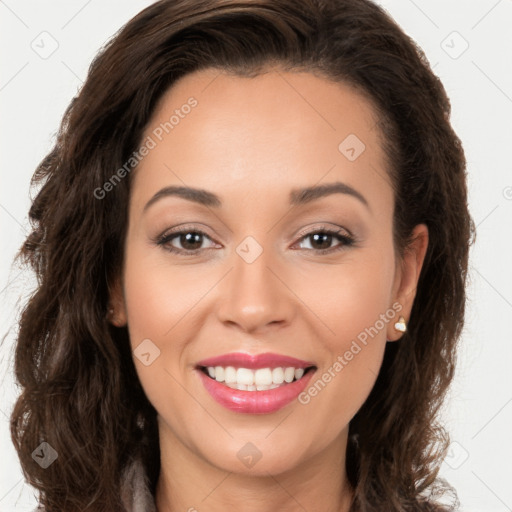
[10,0,473,510]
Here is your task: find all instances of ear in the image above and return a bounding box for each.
[387,224,429,341]
[107,275,128,327]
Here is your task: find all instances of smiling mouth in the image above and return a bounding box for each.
[199,365,317,392]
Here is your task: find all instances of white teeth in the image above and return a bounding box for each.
[224,366,237,384]
[272,367,284,384]
[236,368,254,386]
[205,365,311,390]
[284,367,295,383]
[214,366,224,382]
[254,368,273,386]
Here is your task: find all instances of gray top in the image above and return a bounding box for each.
[119,456,157,512]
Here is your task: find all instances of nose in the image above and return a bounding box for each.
[215,240,295,334]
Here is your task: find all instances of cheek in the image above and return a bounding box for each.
[122,243,209,346]
[121,245,205,425]
[292,246,396,351]
[289,246,396,425]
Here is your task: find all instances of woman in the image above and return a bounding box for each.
[10,0,473,510]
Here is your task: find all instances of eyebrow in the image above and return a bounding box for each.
[143,186,221,212]
[143,181,369,212]
[289,182,369,208]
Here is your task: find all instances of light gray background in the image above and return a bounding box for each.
[1,1,511,510]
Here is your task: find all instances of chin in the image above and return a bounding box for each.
[199,433,313,477]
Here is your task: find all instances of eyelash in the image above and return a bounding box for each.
[155,225,355,256]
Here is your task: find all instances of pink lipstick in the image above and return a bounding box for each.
[195,352,317,414]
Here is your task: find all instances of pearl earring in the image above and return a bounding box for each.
[394,315,407,333]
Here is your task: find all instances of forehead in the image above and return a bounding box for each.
[131,68,392,213]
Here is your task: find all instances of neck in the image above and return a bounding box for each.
[154,421,353,512]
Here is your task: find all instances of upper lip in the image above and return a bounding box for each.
[196,352,316,370]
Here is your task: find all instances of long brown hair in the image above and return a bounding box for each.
[10,0,473,510]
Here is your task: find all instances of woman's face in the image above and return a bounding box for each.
[112,68,427,476]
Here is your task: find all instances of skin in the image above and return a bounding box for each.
[110,67,428,512]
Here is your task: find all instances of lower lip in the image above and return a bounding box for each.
[197,369,316,414]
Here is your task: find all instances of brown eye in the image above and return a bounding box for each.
[157,229,217,254]
[176,232,204,251]
[296,229,354,254]
[307,232,335,250]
